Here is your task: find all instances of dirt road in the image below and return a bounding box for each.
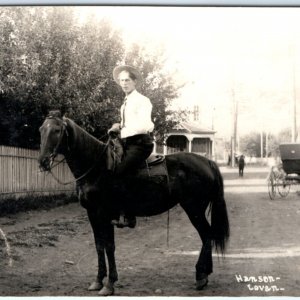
[1,166,300,296]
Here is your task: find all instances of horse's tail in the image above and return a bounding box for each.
[208,160,230,255]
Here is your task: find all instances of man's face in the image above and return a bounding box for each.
[118,71,136,95]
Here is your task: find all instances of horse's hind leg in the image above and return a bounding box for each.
[180,201,212,290]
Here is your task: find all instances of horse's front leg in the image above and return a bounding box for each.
[98,224,118,296]
[87,209,107,292]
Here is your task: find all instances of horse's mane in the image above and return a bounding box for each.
[63,117,106,161]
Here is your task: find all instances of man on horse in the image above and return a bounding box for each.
[109,65,154,228]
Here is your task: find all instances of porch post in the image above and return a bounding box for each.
[211,137,215,160]
[187,135,193,153]
[163,136,168,155]
[163,144,167,155]
[153,140,157,153]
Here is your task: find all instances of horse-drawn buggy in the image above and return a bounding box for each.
[268,143,300,199]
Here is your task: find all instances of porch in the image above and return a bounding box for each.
[154,122,216,159]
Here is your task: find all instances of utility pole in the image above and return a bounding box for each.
[212,107,215,130]
[231,88,238,167]
[234,99,238,153]
[232,91,238,167]
[293,56,297,142]
[266,131,268,158]
[260,130,263,158]
[231,136,234,167]
[291,44,297,142]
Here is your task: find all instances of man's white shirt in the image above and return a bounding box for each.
[120,89,154,139]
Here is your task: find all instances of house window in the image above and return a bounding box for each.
[193,105,199,121]
[192,138,209,156]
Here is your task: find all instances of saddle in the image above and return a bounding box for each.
[106,137,168,178]
[146,154,165,166]
[138,154,168,179]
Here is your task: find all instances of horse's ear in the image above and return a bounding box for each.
[48,110,62,119]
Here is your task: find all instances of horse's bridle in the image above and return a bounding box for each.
[53,120,68,156]
[45,116,70,169]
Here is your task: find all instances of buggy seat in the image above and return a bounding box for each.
[279,143,300,175]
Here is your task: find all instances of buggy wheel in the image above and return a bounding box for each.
[277,179,290,197]
[268,175,276,200]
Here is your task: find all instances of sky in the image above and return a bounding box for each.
[78,6,300,138]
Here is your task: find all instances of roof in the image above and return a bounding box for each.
[172,122,216,134]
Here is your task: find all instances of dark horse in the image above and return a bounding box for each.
[38,113,230,295]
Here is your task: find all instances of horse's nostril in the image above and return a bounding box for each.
[39,157,50,171]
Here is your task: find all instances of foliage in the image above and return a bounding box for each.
[277,128,293,144]
[0,7,184,149]
[239,132,263,157]
[0,193,78,217]
[239,128,298,158]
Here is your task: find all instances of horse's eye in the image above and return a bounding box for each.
[54,128,61,133]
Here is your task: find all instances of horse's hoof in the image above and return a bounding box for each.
[98,285,114,296]
[196,277,208,290]
[88,281,103,291]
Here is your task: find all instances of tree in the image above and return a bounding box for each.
[0,7,185,149]
[0,7,79,147]
[239,132,262,157]
[62,16,125,137]
[239,128,298,159]
[0,7,33,146]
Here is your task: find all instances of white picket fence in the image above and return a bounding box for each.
[0,145,75,196]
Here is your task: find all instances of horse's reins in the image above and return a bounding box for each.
[49,143,109,186]
[43,117,108,186]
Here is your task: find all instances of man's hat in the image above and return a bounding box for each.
[113,65,143,87]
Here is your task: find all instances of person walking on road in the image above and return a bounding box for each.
[238,155,245,177]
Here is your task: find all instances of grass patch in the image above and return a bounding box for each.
[0,193,78,217]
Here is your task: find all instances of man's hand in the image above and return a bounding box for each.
[108,123,121,138]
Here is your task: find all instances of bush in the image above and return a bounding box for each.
[0,192,78,217]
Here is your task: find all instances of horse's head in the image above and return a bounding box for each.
[38,110,68,172]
